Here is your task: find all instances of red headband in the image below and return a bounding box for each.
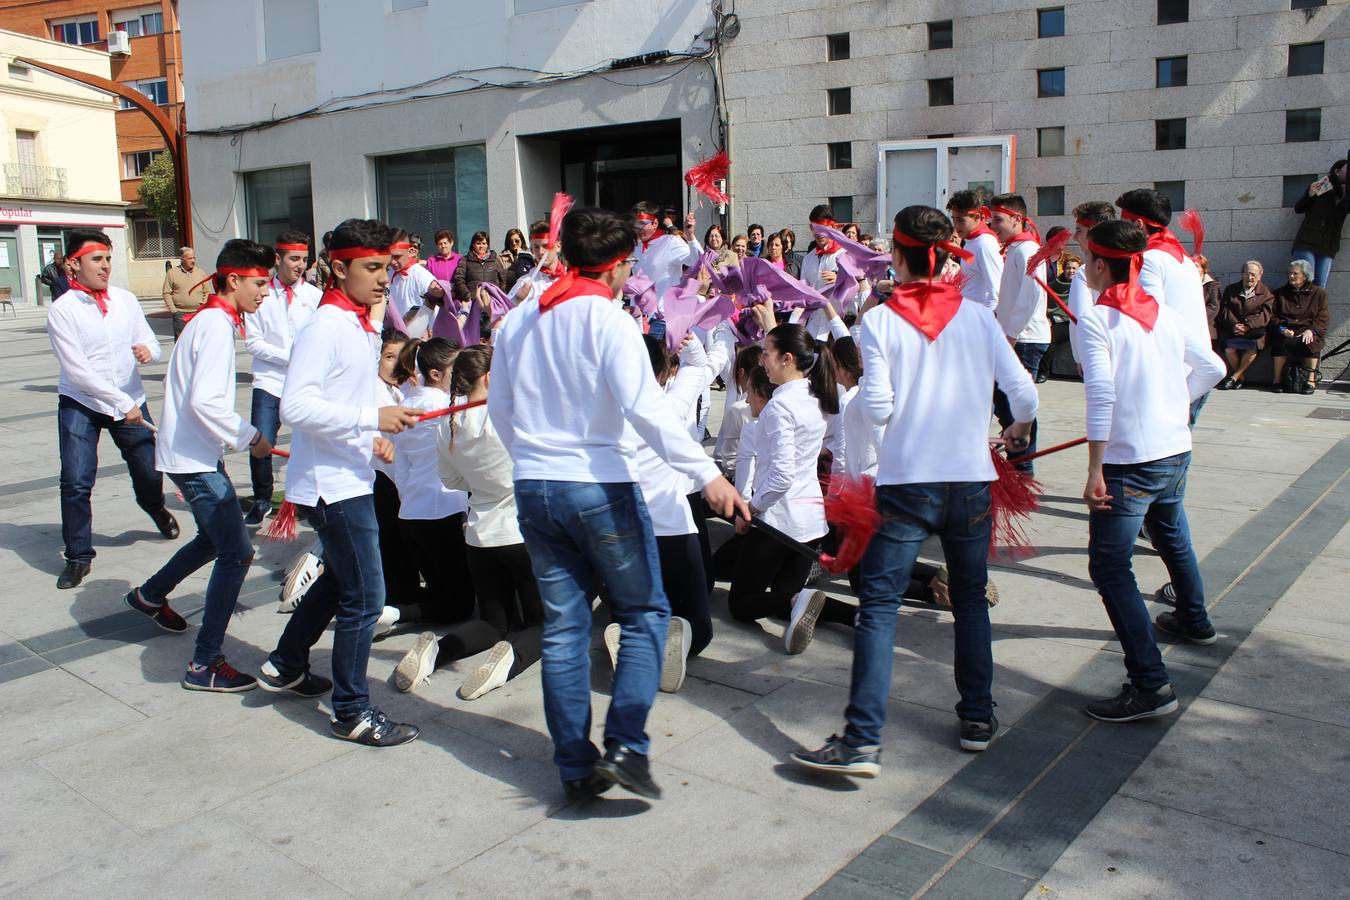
[68,243,110,260]
[636,213,658,223]
[893,226,974,272]
[811,218,838,227]
[1075,218,1099,230]
[951,207,990,219]
[529,231,549,239]
[329,246,391,262]
[991,205,1025,221]
[1119,209,1167,230]
[188,266,272,294]
[576,251,631,275]
[275,243,309,252]
[388,242,414,251]
[1085,240,1141,261]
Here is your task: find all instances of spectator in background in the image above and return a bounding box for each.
[842,223,861,242]
[781,228,802,277]
[408,233,424,261]
[426,229,461,283]
[694,223,737,270]
[747,223,765,257]
[1215,261,1274,390]
[40,250,70,301]
[499,228,526,270]
[731,234,749,261]
[763,232,787,269]
[1194,254,1221,346]
[502,227,537,287]
[313,231,333,287]
[1291,158,1348,287]
[161,246,210,340]
[453,231,510,304]
[1270,259,1330,394]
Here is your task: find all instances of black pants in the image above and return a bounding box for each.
[399,512,474,623]
[727,529,854,625]
[434,543,544,679]
[710,531,743,582]
[848,559,943,603]
[657,533,713,655]
[373,472,425,607]
[686,492,714,593]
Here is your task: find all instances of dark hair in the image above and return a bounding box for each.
[748,223,764,237]
[766,323,840,415]
[630,200,660,218]
[450,345,491,396]
[990,193,1027,218]
[1045,225,1067,244]
[1086,220,1148,283]
[561,206,638,271]
[469,231,491,251]
[780,227,796,248]
[321,230,334,250]
[947,189,982,213]
[399,336,458,385]
[214,238,273,292]
[65,229,111,258]
[808,203,835,223]
[1071,201,1115,225]
[892,205,956,277]
[382,332,410,355]
[330,218,397,257]
[832,336,862,383]
[434,229,454,244]
[703,224,725,246]
[390,227,409,245]
[1115,188,1171,228]
[503,228,525,251]
[274,229,311,251]
[409,233,423,251]
[642,334,671,381]
[733,344,763,391]
[764,232,785,257]
[528,220,549,238]
[746,365,775,402]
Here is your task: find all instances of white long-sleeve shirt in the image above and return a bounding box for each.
[799,246,842,294]
[752,378,828,543]
[824,384,856,476]
[1138,249,1210,350]
[636,339,712,536]
[156,306,257,474]
[437,404,522,548]
[47,285,160,418]
[634,234,698,298]
[244,277,321,397]
[735,417,760,497]
[960,231,1003,312]
[859,300,1038,485]
[280,304,382,505]
[394,385,468,520]
[1080,301,1225,466]
[842,388,883,478]
[995,240,1051,343]
[489,292,720,488]
[388,264,439,338]
[1066,266,1098,363]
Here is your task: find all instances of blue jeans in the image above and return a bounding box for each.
[993,342,1048,473]
[1088,452,1208,691]
[1291,249,1333,288]
[844,481,994,749]
[248,389,282,504]
[141,466,253,666]
[57,395,165,564]
[268,494,384,720]
[515,480,668,781]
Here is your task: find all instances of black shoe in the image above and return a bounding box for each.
[257,660,332,697]
[959,715,998,752]
[1230,380,1243,391]
[1300,381,1315,395]
[594,741,661,799]
[1154,611,1217,646]
[243,500,270,528]
[1086,683,1178,722]
[1035,371,1049,384]
[56,561,91,590]
[563,771,615,803]
[1272,385,1285,394]
[124,588,189,633]
[330,708,419,747]
[789,734,881,778]
[152,508,180,539]
[1217,376,1235,391]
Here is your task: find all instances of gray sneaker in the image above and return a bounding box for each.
[789,734,880,778]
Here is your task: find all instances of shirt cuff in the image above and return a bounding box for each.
[689,459,721,490]
[358,406,380,432]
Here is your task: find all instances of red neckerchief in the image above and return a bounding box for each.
[186,294,245,336]
[884,281,964,341]
[1096,280,1159,331]
[639,232,663,253]
[394,256,419,276]
[1145,229,1188,264]
[273,276,295,305]
[538,272,611,312]
[319,288,377,333]
[966,223,995,241]
[1000,230,1038,255]
[540,261,566,279]
[68,278,109,316]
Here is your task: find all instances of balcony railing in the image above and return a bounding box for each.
[4,163,69,200]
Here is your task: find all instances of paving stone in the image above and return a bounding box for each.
[0,666,144,760]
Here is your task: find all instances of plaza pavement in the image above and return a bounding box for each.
[0,302,1346,899]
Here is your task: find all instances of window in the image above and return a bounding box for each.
[1288,42,1324,76]
[1038,68,1065,98]
[1038,7,1065,38]
[112,6,165,36]
[375,146,487,245]
[8,62,32,80]
[264,0,320,59]
[131,215,178,259]
[828,142,852,170]
[928,20,953,50]
[829,196,854,225]
[928,77,954,106]
[1291,0,1326,8]
[119,79,169,108]
[245,164,314,246]
[1156,118,1186,150]
[1286,108,1321,142]
[392,0,428,8]
[1155,180,1185,211]
[1157,0,1188,24]
[51,17,98,45]
[826,33,849,61]
[16,131,38,167]
[123,150,161,178]
[1038,186,1065,216]
[1037,127,1065,157]
[1157,56,1188,87]
[1283,174,1319,207]
[827,87,851,116]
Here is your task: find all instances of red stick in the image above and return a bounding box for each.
[272,448,290,458]
[1017,435,1088,463]
[1032,274,1077,323]
[415,397,487,421]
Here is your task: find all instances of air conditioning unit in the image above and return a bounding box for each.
[108,30,131,56]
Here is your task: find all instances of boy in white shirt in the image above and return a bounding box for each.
[945,191,1001,312]
[244,230,321,527]
[799,204,846,339]
[127,240,276,690]
[47,229,178,590]
[1078,220,1225,723]
[792,205,1035,778]
[387,230,445,338]
[1067,202,1114,364]
[631,201,698,298]
[259,219,423,747]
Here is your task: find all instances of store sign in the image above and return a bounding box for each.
[0,207,35,219]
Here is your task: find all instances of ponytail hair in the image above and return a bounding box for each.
[733,344,763,392]
[766,323,840,416]
[411,337,458,383]
[831,335,862,384]
[392,338,421,384]
[451,345,492,397]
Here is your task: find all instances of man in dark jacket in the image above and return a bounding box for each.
[39,252,70,300]
[1291,158,1349,288]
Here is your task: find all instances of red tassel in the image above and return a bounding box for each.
[1178,208,1205,258]
[988,448,1042,560]
[819,475,881,575]
[264,500,299,542]
[684,151,730,206]
[548,192,573,256]
[1026,229,1071,276]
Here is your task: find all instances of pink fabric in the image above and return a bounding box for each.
[425,253,461,283]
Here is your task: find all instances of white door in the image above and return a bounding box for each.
[876,136,1014,234]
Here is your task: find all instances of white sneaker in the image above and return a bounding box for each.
[374,605,400,638]
[785,589,826,655]
[603,622,621,670]
[459,641,514,700]
[660,616,692,693]
[393,631,438,693]
[278,542,323,613]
